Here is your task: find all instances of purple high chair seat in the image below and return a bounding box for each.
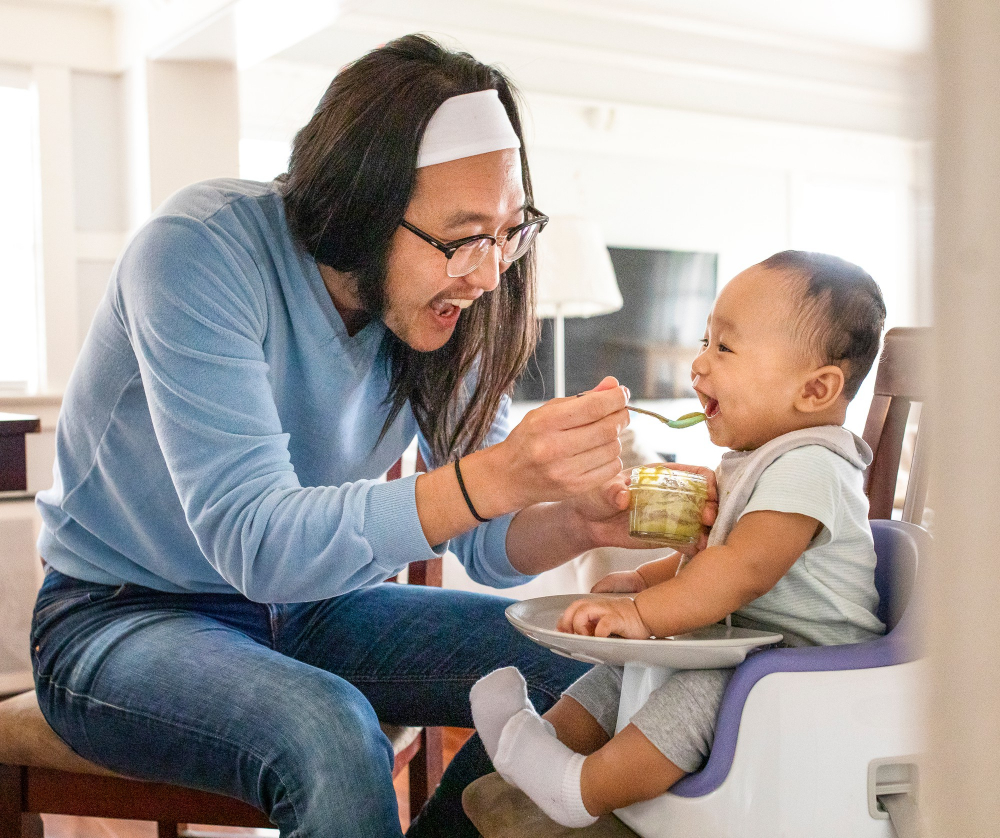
[671,519,927,798]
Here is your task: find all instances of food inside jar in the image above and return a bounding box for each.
[628,466,708,549]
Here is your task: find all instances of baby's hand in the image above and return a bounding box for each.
[664,462,719,555]
[557,596,652,639]
[590,570,647,594]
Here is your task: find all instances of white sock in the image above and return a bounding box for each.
[493,708,598,828]
[470,667,554,761]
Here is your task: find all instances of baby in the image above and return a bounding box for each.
[470,250,888,827]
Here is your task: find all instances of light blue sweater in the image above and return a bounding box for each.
[36,179,526,602]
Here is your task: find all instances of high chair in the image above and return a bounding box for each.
[0,456,443,837]
[611,518,926,838]
[464,327,931,838]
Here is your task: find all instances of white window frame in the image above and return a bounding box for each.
[0,66,43,394]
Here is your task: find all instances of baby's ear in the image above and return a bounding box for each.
[797,365,846,413]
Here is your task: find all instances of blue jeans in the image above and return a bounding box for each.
[31,569,589,837]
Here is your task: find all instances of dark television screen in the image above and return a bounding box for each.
[515,247,718,401]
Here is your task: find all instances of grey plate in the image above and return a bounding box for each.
[506,594,783,669]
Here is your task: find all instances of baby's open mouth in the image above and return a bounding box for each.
[705,398,720,419]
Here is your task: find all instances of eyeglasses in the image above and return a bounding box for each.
[400,206,549,278]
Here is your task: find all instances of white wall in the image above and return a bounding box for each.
[520,92,927,435]
[0,5,242,495]
[524,92,922,323]
[146,59,240,209]
[72,71,128,233]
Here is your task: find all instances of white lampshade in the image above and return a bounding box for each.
[535,216,623,318]
[533,216,622,397]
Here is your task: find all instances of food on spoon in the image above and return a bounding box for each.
[668,411,707,428]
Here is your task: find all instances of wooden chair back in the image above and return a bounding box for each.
[862,327,931,524]
[386,451,444,791]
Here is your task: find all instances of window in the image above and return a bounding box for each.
[0,84,40,392]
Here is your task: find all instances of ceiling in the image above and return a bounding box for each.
[606,0,928,53]
[6,0,929,54]
[3,0,929,137]
[239,0,929,139]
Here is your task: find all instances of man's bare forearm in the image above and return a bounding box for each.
[505,501,596,575]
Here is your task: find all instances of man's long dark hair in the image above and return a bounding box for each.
[280,34,539,464]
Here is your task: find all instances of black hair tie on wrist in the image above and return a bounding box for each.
[454,458,490,523]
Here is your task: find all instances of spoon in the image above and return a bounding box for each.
[627,406,707,429]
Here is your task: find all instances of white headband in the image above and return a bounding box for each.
[416,89,521,168]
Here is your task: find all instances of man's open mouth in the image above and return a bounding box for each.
[430,298,475,318]
[705,398,720,419]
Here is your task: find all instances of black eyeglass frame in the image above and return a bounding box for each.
[400,205,549,264]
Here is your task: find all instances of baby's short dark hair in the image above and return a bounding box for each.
[759,250,886,401]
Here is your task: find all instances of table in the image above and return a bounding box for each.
[0,413,41,492]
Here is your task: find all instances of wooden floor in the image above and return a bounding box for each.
[394,727,474,830]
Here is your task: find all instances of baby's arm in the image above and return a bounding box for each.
[632,510,820,637]
[558,511,818,638]
[590,552,684,594]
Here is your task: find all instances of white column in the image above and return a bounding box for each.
[123,58,153,230]
[927,1,1000,835]
[31,64,78,394]
[553,310,566,399]
[145,59,241,211]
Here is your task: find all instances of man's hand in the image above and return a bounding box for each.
[563,468,634,548]
[566,461,720,555]
[557,596,652,639]
[488,377,629,512]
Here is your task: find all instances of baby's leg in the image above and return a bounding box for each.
[580,723,687,814]
[490,667,732,826]
[470,665,618,827]
[583,667,736,813]
[470,666,611,759]
[487,707,686,825]
[544,694,612,755]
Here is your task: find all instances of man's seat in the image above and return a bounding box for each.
[0,680,430,836]
[0,455,443,837]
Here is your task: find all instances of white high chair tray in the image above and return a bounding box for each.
[506,595,783,669]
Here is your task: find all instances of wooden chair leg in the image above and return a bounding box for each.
[0,766,23,838]
[20,814,42,838]
[408,727,444,823]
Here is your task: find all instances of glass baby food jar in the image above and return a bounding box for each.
[628,466,709,550]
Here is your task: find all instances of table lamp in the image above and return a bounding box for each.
[535,216,623,397]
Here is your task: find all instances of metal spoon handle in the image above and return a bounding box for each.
[627,406,707,429]
[627,405,672,423]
